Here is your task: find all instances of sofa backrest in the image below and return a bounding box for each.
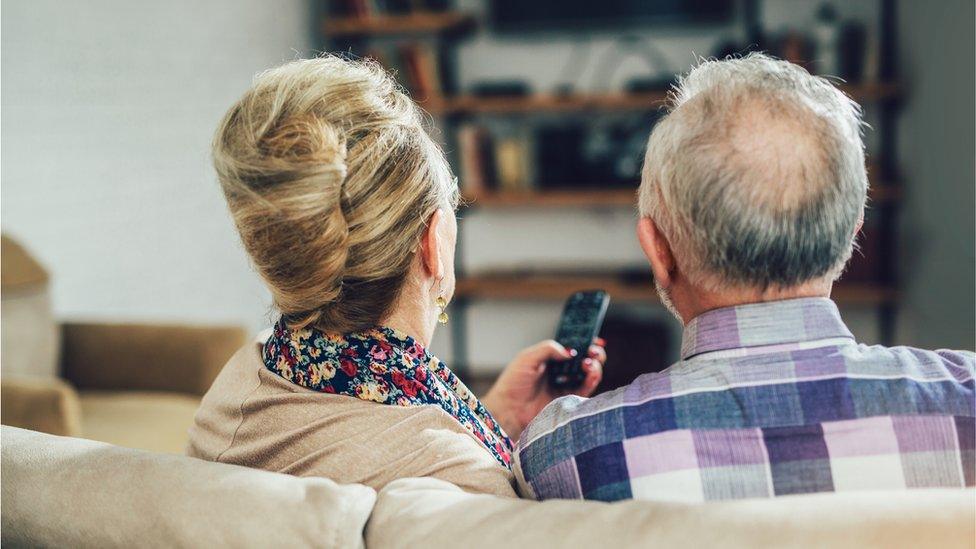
[3,426,974,549]
[369,478,976,549]
[1,426,375,548]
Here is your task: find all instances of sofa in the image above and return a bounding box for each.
[2,426,973,548]
[1,234,246,453]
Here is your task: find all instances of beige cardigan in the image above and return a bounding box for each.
[186,339,515,497]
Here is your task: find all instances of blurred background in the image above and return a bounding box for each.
[2,1,973,447]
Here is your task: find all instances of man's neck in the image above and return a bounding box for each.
[672,278,833,326]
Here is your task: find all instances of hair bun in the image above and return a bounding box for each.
[259,115,347,175]
[214,55,457,333]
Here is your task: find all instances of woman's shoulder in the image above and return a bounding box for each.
[189,343,514,496]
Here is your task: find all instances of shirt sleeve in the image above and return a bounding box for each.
[513,394,591,500]
[512,449,537,499]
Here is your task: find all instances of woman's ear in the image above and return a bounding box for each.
[420,209,445,280]
[636,217,676,289]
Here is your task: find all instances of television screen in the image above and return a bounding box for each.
[490,0,735,32]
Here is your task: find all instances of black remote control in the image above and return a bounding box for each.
[547,290,610,390]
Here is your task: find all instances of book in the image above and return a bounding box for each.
[495,136,530,192]
[398,44,426,98]
[397,43,442,100]
[458,125,487,196]
[418,45,442,99]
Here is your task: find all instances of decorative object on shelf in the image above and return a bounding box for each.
[469,81,531,97]
[814,3,842,76]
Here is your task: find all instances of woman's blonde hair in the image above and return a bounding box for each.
[213,55,458,333]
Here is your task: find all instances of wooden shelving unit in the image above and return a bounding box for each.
[323,2,907,373]
[455,273,898,306]
[463,188,636,208]
[323,12,474,37]
[427,91,670,115]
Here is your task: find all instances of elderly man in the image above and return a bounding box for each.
[515,54,975,503]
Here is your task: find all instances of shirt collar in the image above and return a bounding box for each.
[680,297,854,360]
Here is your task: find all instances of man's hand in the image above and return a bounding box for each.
[481,339,605,441]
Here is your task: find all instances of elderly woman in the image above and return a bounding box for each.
[187,56,605,497]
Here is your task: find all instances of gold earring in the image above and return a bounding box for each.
[436,295,449,324]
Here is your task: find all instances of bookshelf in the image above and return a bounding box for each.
[323,0,907,377]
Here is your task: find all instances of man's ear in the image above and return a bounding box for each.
[420,209,445,280]
[636,217,676,288]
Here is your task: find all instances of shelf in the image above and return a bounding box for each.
[427,91,670,115]
[323,12,474,37]
[426,83,900,115]
[462,183,901,209]
[455,274,898,306]
[463,188,636,208]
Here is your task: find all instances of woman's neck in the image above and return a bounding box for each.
[381,302,436,347]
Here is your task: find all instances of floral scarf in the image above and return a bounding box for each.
[263,319,513,468]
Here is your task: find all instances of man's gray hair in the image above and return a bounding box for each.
[638,53,867,290]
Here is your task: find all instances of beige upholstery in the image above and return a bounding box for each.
[3,426,974,548]
[369,478,976,549]
[0,377,82,436]
[1,322,245,453]
[79,391,200,454]
[1,426,376,548]
[1,235,59,380]
[61,322,247,396]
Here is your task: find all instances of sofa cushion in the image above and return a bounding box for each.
[78,391,200,454]
[368,477,976,549]
[1,426,375,549]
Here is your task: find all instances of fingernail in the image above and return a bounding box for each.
[595,337,606,346]
[568,348,578,357]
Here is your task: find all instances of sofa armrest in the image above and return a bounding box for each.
[60,322,247,396]
[1,377,82,436]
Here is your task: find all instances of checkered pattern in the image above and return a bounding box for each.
[515,298,976,502]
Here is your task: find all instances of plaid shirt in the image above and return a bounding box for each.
[515,298,976,502]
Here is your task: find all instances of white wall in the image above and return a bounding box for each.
[2,0,312,332]
[895,0,976,350]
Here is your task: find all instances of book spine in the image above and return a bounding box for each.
[458,125,487,196]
